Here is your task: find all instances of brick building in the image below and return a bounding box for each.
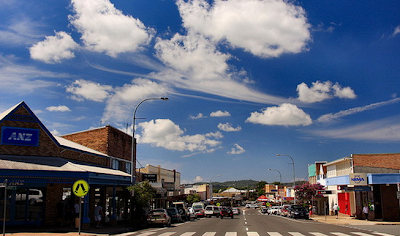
[0,102,131,227]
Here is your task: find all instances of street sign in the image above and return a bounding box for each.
[72,180,89,197]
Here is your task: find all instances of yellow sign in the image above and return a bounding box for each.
[216,203,220,206]
[73,180,89,197]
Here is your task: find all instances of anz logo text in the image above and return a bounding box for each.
[1,127,39,146]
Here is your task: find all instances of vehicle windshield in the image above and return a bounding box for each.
[193,205,203,209]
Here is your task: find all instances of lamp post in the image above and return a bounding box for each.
[268,168,282,206]
[276,154,296,204]
[131,97,168,184]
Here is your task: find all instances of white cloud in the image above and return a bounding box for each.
[176,0,311,58]
[189,113,206,119]
[194,176,203,182]
[393,25,400,37]
[138,119,222,152]
[218,123,242,132]
[0,54,66,93]
[29,31,79,64]
[69,0,154,57]
[154,32,287,104]
[297,81,356,103]
[246,103,312,126]
[46,105,71,112]
[228,143,245,155]
[66,79,113,102]
[101,79,170,124]
[317,97,400,123]
[311,116,400,142]
[210,110,231,117]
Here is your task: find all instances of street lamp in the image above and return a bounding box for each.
[131,97,169,183]
[268,168,282,206]
[276,154,296,204]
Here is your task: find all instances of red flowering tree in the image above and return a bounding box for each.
[294,182,325,207]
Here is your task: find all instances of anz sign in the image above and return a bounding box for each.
[1,127,40,146]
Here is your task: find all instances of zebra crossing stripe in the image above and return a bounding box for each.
[373,233,395,236]
[225,232,237,236]
[267,233,283,236]
[202,232,216,236]
[158,233,176,236]
[247,232,260,236]
[330,233,352,236]
[289,232,306,235]
[180,232,196,236]
[352,233,379,236]
[310,232,330,236]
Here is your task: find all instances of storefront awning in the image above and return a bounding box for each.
[0,155,132,186]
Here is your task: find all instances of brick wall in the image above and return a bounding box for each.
[353,153,400,170]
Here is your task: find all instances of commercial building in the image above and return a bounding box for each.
[0,102,132,227]
[313,154,400,221]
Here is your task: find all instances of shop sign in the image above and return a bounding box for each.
[142,174,157,182]
[1,127,39,146]
[349,173,367,186]
[163,182,176,191]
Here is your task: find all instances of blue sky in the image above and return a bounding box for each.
[1,0,400,184]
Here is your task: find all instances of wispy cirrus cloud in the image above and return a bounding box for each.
[317,97,400,123]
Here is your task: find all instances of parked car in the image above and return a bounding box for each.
[15,189,43,205]
[261,206,268,214]
[204,205,221,218]
[245,204,259,209]
[288,205,309,219]
[279,204,291,217]
[232,208,240,215]
[187,207,198,220]
[192,202,205,217]
[267,206,281,215]
[147,209,171,227]
[166,207,183,223]
[171,201,189,221]
[220,206,234,219]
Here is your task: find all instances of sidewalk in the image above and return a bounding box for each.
[310,213,400,225]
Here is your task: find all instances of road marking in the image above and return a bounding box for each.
[158,233,175,236]
[267,233,283,236]
[372,233,395,236]
[310,233,330,236]
[289,232,306,236]
[225,233,237,236]
[330,233,352,236]
[181,233,196,236]
[202,233,216,236]
[352,233,376,236]
[247,232,260,236]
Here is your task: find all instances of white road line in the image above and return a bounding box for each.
[289,232,306,236]
[372,233,395,236]
[309,233,330,236]
[330,233,352,236]
[351,233,376,236]
[225,232,237,236]
[247,232,260,236]
[267,233,283,236]
[202,232,217,236]
[158,233,176,236]
[180,232,196,236]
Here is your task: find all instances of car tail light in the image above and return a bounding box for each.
[163,214,167,218]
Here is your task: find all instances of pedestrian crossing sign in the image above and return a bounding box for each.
[73,179,89,197]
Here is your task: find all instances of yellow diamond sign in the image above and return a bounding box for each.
[73,180,89,197]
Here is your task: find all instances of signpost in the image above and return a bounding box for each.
[2,179,7,236]
[72,180,89,235]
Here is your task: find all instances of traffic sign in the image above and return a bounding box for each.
[72,180,89,197]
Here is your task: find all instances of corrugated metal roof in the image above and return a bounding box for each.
[0,155,130,177]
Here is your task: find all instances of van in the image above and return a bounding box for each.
[192,202,205,217]
[171,201,189,221]
[204,205,221,218]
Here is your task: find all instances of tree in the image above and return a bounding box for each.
[186,193,201,204]
[127,181,156,226]
[294,182,324,207]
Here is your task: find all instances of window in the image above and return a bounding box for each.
[112,159,119,170]
[126,162,131,174]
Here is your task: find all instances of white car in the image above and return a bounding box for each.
[245,204,259,209]
[187,207,197,220]
[267,206,281,215]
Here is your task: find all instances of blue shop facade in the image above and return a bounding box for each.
[0,102,132,227]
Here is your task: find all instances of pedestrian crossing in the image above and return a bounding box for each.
[124,231,394,236]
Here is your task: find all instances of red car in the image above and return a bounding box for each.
[220,207,234,219]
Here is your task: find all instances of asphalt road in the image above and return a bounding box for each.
[118,208,396,236]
